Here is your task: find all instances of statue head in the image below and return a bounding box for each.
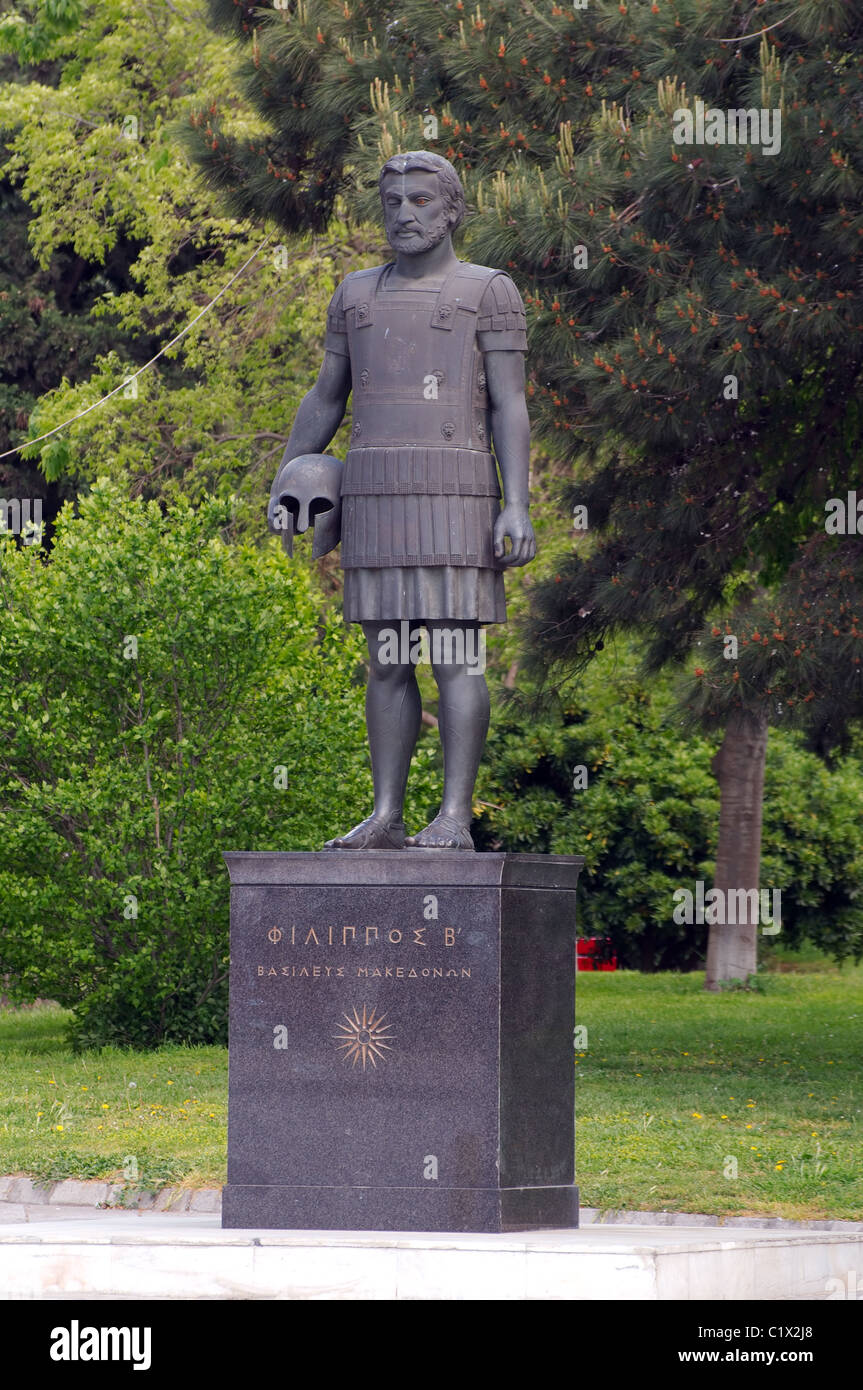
[379,151,466,253]
[267,453,343,558]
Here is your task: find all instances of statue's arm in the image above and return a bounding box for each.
[268,351,352,515]
[283,350,352,459]
[484,349,536,566]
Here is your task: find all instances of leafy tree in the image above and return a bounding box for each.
[0,4,148,532]
[0,0,363,535]
[476,646,863,971]
[0,480,441,1046]
[186,0,863,985]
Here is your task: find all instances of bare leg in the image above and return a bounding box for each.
[324,621,421,849]
[406,622,488,850]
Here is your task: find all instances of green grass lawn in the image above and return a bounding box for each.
[1,963,861,1218]
[576,965,863,1221]
[0,1006,226,1191]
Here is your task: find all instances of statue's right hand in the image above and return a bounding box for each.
[266,455,290,533]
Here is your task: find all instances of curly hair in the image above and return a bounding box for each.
[378,151,466,232]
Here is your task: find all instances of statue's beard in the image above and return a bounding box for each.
[387,216,451,254]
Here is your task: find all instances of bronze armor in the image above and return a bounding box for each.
[325,261,527,570]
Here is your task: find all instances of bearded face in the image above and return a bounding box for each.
[381,170,454,255]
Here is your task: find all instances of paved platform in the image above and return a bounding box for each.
[1,1207,860,1299]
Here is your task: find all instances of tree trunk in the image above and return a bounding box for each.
[705,709,769,991]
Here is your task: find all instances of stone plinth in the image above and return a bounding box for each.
[222,851,583,1233]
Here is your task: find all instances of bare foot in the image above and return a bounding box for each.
[323,814,406,850]
[405,814,474,850]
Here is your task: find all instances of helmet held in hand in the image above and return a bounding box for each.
[268,452,343,558]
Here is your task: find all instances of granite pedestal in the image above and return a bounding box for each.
[222,851,583,1233]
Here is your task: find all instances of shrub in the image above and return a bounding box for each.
[475,647,863,970]
[0,480,440,1045]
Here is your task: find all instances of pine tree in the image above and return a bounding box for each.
[188,0,863,982]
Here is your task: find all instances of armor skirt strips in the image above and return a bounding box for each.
[339,492,501,568]
[340,490,506,622]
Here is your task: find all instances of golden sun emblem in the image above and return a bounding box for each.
[333,1006,395,1070]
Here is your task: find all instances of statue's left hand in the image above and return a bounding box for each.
[494,502,537,567]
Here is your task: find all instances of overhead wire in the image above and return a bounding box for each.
[0,230,274,463]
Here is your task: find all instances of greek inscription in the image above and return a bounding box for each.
[257,960,472,982]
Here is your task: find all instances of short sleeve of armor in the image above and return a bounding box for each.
[323,280,349,356]
[476,273,528,353]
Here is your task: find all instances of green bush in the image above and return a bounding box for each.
[0,480,440,1047]
[475,645,863,970]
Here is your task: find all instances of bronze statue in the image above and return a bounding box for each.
[268,151,535,849]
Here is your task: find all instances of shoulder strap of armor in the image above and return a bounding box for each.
[342,266,390,327]
[431,263,497,331]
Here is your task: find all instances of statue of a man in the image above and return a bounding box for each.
[269,151,535,850]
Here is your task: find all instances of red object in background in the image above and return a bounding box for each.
[576,937,618,971]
